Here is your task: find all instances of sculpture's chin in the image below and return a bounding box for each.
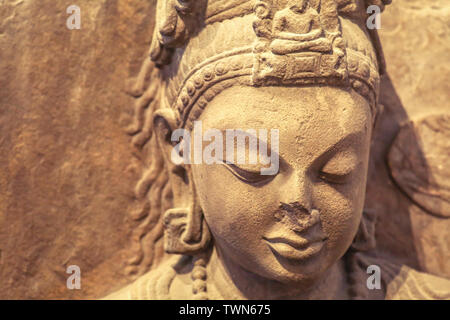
[220,240,334,287]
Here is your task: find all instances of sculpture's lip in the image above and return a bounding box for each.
[263,235,327,249]
[263,235,327,260]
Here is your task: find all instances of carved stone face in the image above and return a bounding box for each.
[289,0,308,13]
[191,85,372,284]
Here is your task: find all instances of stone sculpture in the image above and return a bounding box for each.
[106,0,450,299]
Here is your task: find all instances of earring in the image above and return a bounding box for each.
[163,205,211,255]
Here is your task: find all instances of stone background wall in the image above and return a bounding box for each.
[0,0,157,299]
[369,0,450,279]
[0,0,448,299]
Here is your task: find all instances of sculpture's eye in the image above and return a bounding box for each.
[318,169,350,185]
[318,151,358,185]
[223,162,276,185]
[219,131,279,184]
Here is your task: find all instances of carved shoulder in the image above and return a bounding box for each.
[346,252,450,300]
[385,265,450,300]
[103,256,185,300]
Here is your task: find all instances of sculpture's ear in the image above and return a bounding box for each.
[153,108,188,205]
[153,109,211,255]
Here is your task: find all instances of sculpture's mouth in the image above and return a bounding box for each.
[265,207,328,261]
[263,233,327,261]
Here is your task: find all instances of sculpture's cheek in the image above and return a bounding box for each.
[318,194,363,261]
[312,169,368,260]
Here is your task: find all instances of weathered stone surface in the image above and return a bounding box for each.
[366,0,450,279]
[386,115,450,277]
[0,0,156,299]
[0,0,448,299]
[389,115,450,218]
[106,0,450,300]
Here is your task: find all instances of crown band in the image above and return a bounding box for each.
[160,1,381,127]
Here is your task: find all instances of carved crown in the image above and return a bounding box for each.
[252,0,348,86]
[149,0,390,127]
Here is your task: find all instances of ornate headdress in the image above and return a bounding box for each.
[145,0,390,129]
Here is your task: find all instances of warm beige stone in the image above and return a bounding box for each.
[367,0,450,279]
[103,0,449,300]
[0,0,157,299]
[0,0,448,300]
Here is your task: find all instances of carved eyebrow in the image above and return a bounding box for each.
[219,129,265,143]
[309,132,365,171]
[218,129,280,160]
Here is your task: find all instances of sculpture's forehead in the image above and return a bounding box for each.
[199,85,370,132]
[198,85,371,161]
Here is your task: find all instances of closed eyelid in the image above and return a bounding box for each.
[222,162,276,184]
[307,132,364,173]
[321,152,359,176]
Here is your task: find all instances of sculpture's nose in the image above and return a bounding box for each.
[279,170,313,213]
